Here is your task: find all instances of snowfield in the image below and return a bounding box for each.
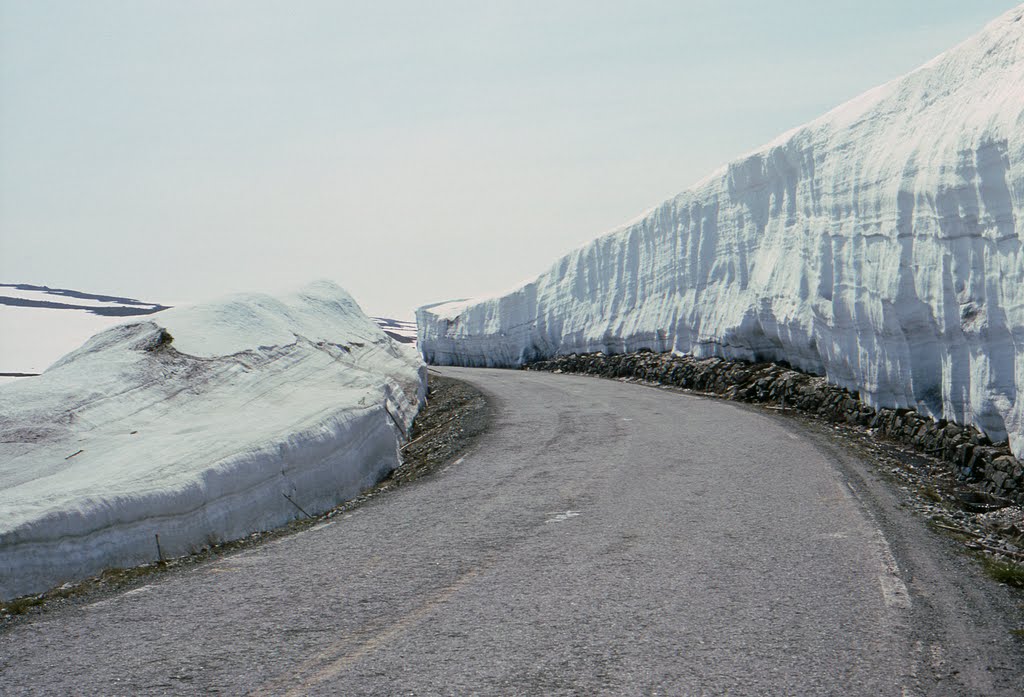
[0,284,166,383]
[373,317,418,346]
[419,6,1024,457]
[0,281,426,600]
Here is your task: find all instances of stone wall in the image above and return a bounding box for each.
[525,351,1023,505]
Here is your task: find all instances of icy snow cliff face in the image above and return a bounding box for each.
[419,6,1024,456]
[0,281,426,600]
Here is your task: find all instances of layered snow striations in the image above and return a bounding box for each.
[0,281,426,600]
[419,6,1024,456]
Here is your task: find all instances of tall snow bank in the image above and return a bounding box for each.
[419,6,1024,456]
[0,281,426,600]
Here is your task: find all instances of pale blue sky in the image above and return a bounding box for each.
[1,1,1019,317]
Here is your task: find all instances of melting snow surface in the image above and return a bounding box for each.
[419,6,1024,457]
[0,281,426,600]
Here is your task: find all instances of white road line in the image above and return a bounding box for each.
[874,529,912,609]
[545,510,581,524]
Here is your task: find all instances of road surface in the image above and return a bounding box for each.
[1,368,1022,695]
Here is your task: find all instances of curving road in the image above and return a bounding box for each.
[1,368,1022,695]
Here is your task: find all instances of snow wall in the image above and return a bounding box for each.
[0,281,426,600]
[419,6,1024,457]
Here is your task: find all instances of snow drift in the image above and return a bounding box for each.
[0,281,426,600]
[419,6,1024,457]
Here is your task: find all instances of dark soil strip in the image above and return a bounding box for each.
[0,282,165,308]
[0,296,167,316]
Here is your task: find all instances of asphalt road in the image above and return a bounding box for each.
[2,368,1022,695]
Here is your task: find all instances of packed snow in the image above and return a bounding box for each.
[419,6,1024,457]
[0,281,426,600]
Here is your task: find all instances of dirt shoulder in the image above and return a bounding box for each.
[388,371,491,485]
